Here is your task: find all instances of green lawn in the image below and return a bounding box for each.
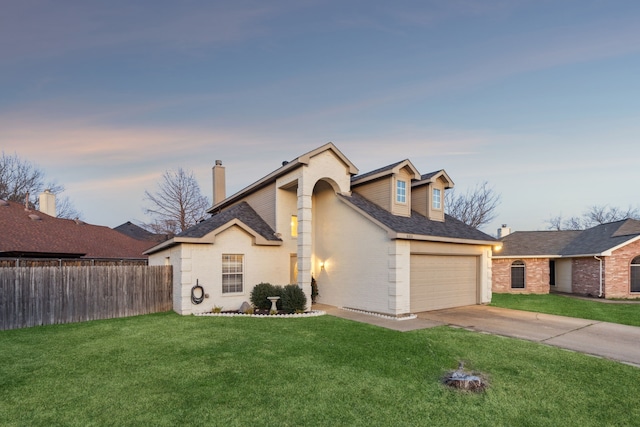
[491,293,640,326]
[1,312,639,427]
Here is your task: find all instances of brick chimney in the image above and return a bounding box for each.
[212,160,226,205]
[39,189,56,217]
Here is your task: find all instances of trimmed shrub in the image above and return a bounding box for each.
[281,284,307,314]
[250,283,282,310]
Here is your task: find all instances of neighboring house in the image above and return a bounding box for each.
[146,143,497,316]
[0,198,154,263]
[114,221,170,244]
[492,219,640,299]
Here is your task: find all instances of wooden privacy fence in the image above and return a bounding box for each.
[0,265,173,331]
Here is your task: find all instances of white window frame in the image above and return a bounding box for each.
[222,254,244,294]
[433,188,441,210]
[396,180,407,204]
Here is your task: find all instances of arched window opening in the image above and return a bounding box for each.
[631,256,640,293]
[511,260,525,289]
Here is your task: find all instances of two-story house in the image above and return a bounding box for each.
[145,143,497,316]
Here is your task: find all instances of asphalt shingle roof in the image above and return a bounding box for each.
[498,219,640,257]
[350,160,407,184]
[560,219,640,256]
[498,231,582,257]
[340,192,496,242]
[113,221,169,243]
[178,202,280,242]
[0,200,154,259]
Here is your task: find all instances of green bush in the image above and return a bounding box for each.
[250,283,282,310]
[281,284,307,314]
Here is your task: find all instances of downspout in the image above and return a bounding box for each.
[594,256,603,298]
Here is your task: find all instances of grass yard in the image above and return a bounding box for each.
[1,312,639,427]
[491,293,640,326]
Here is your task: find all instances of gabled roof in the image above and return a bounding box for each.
[560,219,640,256]
[0,200,153,259]
[339,192,496,245]
[412,170,454,189]
[208,142,358,213]
[496,231,582,258]
[146,202,281,254]
[350,159,420,186]
[494,219,640,258]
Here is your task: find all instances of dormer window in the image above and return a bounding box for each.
[396,180,407,204]
[433,188,441,209]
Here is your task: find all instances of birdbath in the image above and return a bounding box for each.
[267,296,280,314]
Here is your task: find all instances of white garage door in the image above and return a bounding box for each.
[410,255,478,312]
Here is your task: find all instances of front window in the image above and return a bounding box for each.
[396,180,406,203]
[511,260,525,289]
[222,254,243,293]
[433,188,441,209]
[631,256,640,293]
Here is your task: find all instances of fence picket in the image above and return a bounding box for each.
[0,266,172,330]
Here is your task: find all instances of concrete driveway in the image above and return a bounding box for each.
[417,305,640,367]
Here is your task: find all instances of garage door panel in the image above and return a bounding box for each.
[410,255,478,312]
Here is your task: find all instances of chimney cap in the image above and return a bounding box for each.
[215,160,222,166]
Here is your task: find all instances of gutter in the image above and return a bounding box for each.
[594,256,603,297]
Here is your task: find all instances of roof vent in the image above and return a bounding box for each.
[0,199,8,207]
[282,160,289,166]
[29,214,42,221]
[74,218,85,225]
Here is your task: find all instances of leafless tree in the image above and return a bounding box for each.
[143,168,210,235]
[546,204,639,230]
[445,181,501,229]
[583,204,639,227]
[0,151,82,219]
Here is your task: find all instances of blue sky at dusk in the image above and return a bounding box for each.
[1,0,639,235]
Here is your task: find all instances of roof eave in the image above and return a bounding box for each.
[351,159,420,187]
[392,232,496,246]
[492,254,565,259]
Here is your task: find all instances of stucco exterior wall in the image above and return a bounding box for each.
[491,258,550,294]
[312,181,401,314]
[149,226,290,315]
[411,240,492,303]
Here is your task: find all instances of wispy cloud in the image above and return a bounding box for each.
[0,0,301,64]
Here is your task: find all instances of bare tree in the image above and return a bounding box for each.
[0,151,81,219]
[143,168,210,235]
[445,181,501,229]
[546,204,639,230]
[583,204,639,227]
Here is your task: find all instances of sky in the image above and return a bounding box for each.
[2,0,639,236]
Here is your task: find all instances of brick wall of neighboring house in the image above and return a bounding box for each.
[571,257,601,297]
[492,258,550,294]
[605,239,640,299]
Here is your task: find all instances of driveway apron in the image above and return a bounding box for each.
[417,305,640,367]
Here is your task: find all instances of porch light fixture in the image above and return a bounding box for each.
[493,244,503,252]
[320,261,325,271]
